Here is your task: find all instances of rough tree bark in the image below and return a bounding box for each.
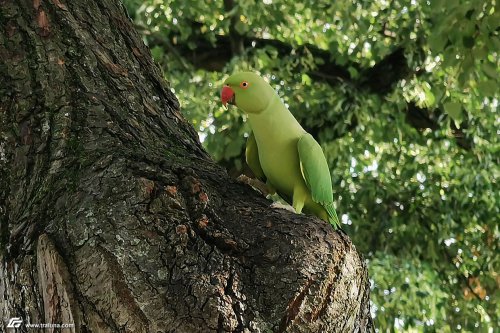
[0,1,374,332]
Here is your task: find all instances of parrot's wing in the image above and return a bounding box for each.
[297,133,340,226]
[245,132,266,182]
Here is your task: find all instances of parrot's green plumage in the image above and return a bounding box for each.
[221,72,340,229]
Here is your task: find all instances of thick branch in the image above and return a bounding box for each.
[406,103,473,149]
[223,0,245,56]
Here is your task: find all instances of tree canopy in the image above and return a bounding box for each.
[124,0,498,331]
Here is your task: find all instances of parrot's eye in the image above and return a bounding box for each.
[240,81,250,89]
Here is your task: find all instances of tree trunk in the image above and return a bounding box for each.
[0,1,374,332]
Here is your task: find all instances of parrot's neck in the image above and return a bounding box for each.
[247,96,305,142]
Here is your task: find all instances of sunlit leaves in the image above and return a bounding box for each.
[124,0,499,331]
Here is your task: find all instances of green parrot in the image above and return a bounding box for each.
[221,72,341,229]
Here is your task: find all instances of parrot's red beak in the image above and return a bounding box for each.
[221,85,235,107]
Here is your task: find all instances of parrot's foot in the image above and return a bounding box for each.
[236,175,270,197]
[270,202,296,213]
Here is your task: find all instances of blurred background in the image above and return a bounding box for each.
[123,0,498,331]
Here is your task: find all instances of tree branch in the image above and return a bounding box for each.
[223,0,245,56]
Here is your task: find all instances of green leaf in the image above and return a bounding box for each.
[482,62,497,80]
[444,101,462,123]
[472,46,487,59]
[477,80,497,97]
[442,48,459,68]
[423,83,436,107]
[430,0,445,10]
[150,46,164,61]
[348,66,359,79]
[301,73,312,86]
[428,33,448,53]
[234,21,247,35]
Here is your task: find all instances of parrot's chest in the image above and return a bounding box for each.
[248,104,308,195]
[257,138,303,194]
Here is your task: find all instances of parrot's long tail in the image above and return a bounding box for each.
[325,204,341,230]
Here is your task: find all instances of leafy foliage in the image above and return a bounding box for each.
[125,0,499,331]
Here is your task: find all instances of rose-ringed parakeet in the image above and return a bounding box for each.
[221,72,341,229]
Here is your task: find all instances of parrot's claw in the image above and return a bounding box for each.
[270,202,296,213]
[236,175,270,197]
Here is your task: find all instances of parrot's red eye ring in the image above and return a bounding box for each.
[240,81,250,89]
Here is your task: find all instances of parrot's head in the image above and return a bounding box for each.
[221,72,276,114]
